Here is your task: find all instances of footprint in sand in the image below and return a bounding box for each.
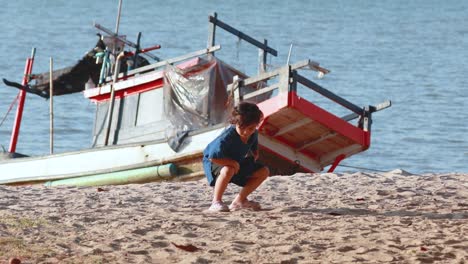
[337,245,355,252]
[151,241,170,248]
[229,240,257,253]
[182,232,198,238]
[131,228,152,236]
[376,190,392,196]
[109,241,121,250]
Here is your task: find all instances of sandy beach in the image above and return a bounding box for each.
[0,170,467,263]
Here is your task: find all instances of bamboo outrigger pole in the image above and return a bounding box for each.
[9,48,36,153]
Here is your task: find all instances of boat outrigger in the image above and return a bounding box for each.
[0,12,390,186]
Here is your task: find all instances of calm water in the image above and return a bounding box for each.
[0,0,466,173]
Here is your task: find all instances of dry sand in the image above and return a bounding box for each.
[0,170,467,263]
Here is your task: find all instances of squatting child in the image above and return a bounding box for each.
[203,102,270,212]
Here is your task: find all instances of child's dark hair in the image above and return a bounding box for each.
[229,102,263,128]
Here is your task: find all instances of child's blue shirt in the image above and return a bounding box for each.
[203,125,258,178]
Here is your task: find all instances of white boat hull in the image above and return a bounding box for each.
[0,127,225,184]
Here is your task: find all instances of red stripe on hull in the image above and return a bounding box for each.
[85,57,213,103]
[88,78,164,103]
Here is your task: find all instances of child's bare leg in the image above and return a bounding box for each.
[213,166,236,203]
[233,166,269,204]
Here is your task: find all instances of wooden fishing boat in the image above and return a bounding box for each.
[0,12,390,186]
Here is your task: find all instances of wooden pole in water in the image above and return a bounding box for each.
[207,12,217,49]
[49,57,54,154]
[103,53,124,146]
[286,43,293,66]
[258,39,268,74]
[115,0,123,35]
[113,0,123,55]
[9,48,35,153]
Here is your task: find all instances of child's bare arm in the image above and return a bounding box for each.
[210,158,240,173]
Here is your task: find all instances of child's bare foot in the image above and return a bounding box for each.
[229,199,261,211]
[208,201,230,212]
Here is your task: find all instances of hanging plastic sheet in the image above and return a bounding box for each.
[164,55,270,151]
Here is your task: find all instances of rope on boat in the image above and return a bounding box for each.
[0,95,19,127]
[336,164,389,173]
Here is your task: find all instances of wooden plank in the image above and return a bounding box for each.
[313,135,354,155]
[269,108,303,127]
[333,134,355,146]
[340,100,392,122]
[242,60,311,87]
[282,122,328,146]
[273,118,312,137]
[320,144,364,166]
[290,93,371,146]
[371,100,392,112]
[297,132,337,151]
[243,83,279,100]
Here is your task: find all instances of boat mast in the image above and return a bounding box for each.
[103,0,124,146]
[9,48,36,153]
[113,0,123,56]
[115,0,123,35]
